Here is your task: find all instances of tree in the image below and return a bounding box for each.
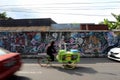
[100,13,120,30]
[0,12,13,20]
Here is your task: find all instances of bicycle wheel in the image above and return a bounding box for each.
[38,57,50,67]
[62,62,77,69]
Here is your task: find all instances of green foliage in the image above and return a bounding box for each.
[102,13,120,30]
[0,12,13,20]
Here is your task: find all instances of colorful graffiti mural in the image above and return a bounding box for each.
[0,32,119,57]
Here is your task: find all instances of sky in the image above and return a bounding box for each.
[0,0,120,24]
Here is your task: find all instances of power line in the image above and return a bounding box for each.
[0,9,112,17]
[0,1,119,17]
[0,1,120,7]
[0,5,119,9]
[39,12,112,16]
[50,1,120,4]
[0,5,119,11]
[0,7,120,11]
[22,7,120,10]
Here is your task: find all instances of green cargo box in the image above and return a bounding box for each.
[56,49,80,63]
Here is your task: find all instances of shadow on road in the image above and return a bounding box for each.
[47,66,98,76]
[78,58,119,64]
[21,58,119,64]
[6,75,31,80]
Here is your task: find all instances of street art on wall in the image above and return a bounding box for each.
[0,31,119,57]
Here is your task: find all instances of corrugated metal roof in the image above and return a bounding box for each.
[0,18,56,27]
[80,24,109,30]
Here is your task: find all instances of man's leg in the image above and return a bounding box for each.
[50,54,54,61]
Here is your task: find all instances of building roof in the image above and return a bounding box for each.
[0,18,56,27]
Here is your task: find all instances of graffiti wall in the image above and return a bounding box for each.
[0,32,119,57]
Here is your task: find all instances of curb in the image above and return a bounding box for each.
[21,55,107,59]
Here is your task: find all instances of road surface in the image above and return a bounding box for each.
[8,58,120,80]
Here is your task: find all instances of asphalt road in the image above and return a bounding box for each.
[7,58,120,80]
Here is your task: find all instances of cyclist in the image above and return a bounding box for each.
[46,41,57,61]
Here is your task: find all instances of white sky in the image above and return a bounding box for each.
[0,0,120,23]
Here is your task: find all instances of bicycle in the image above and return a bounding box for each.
[38,54,79,69]
[37,43,80,69]
[37,53,52,67]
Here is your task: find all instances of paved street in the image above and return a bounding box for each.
[8,58,120,80]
